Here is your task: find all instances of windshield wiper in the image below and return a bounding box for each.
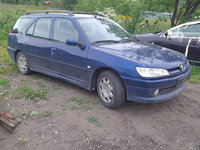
[91,40,120,44]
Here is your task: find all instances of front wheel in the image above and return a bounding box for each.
[97,70,126,109]
[16,51,31,75]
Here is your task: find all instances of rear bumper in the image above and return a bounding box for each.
[7,46,16,62]
[122,68,191,103]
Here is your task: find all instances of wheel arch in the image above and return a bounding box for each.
[14,49,22,63]
[90,67,126,91]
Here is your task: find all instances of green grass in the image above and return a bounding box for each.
[15,86,49,100]
[0,48,18,75]
[41,110,52,117]
[0,77,10,100]
[91,101,98,105]
[88,116,98,123]
[36,81,46,88]
[0,90,8,97]
[81,106,93,111]
[88,116,102,127]
[18,137,30,142]
[71,105,78,110]
[0,77,9,88]
[52,85,61,91]
[0,3,50,47]
[189,67,200,84]
[69,97,88,105]
[0,136,5,141]
[134,19,171,34]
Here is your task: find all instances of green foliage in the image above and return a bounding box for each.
[41,110,52,117]
[71,105,78,110]
[0,77,9,88]
[0,3,48,47]
[189,67,200,84]
[30,111,39,117]
[0,77,10,99]
[88,116,102,127]
[0,136,5,141]
[20,109,30,119]
[140,0,174,12]
[91,101,98,105]
[69,97,88,105]
[0,10,25,46]
[0,0,44,5]
[15,86,49,100]
[0,47,18,75]
[81,106,93,111]
[18,137,30,142]
[52,85,61,91]
[88,116,97,123]
[140,0,200,26]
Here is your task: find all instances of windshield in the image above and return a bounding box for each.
[76,18,133,44]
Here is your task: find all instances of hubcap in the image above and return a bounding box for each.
[18,53,27,72]
[99,77,114,103]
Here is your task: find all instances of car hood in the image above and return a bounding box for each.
[95,42,187,69]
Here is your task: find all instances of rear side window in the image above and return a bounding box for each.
[12,17,33,33]
[34,18,51,39]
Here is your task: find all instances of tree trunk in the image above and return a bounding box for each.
[171,0,179,27]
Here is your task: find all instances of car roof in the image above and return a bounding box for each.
[22,10,105,19]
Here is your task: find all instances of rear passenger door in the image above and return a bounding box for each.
[24,17,52,71]
[50,18,88,85]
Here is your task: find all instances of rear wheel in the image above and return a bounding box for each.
[97,70,126,109]
[16,51,31,75]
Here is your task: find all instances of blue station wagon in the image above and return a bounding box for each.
[7,10,191,108]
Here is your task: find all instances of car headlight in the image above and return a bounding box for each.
[136,67,169,78]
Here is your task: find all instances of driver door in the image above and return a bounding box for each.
[49,18,88,85]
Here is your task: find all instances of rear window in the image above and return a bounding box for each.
[12,17,33,33]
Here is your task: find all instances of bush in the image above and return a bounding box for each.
[0,10,25,46]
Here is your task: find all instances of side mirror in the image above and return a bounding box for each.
[164,31,170,40]
[66,39,84,49]
[164,31,168,38]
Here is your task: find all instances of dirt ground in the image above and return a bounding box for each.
[0,73,200,150]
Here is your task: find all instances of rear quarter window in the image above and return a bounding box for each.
[12,17,33,33]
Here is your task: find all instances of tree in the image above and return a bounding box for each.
[175,0,200,25]
[142,0,200,27]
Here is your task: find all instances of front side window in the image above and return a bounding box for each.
[34,18,51,39]
[13,17,33,33]
[53,18,79,43]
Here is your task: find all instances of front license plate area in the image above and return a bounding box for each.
[177,75,189,86]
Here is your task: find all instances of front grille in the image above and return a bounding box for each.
[159,75,190,95]
[167,61,189,77]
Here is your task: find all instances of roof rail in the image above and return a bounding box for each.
[74,13,105,17]
[26,10,74,16]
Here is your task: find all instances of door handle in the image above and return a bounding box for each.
[51,48,56,55]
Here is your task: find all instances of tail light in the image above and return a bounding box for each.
[9,30,12,34]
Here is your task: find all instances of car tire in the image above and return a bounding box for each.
[16,51,31,75]
[97,70,126,109]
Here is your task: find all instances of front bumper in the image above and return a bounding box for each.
[122,68,191,103]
